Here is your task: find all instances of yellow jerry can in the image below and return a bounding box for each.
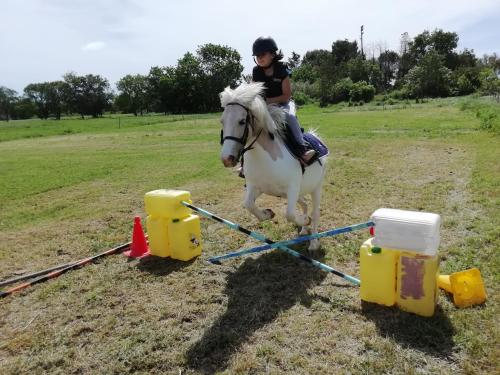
[397,252,439,317]
[360,238,399,306]
[146,216,170,257]
[144,189,192,219]
[168,214,202,261]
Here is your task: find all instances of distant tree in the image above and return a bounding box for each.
[24,83,51,119]
[63,73,112,118]
[292,63,319,83]
[302,49,331,68]
[408,29,459,69]
[116,74,150,116]
[349,81,376,102]
[404,51,452,98]
[197,43,243,112]
[378,50,400,89]
[331,40,359,65]
[11,98,37,119]
[174,52,205,113]
[0,86,18,121]
[147,66,178,114]
[287,51,301,70]
[480,68,500,101]
[455,48,477,68]
[451,66,482,95]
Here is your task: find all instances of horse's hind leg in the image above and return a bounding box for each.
[286,187,310,227]
[243,184,275,221]
[308,187,322,252]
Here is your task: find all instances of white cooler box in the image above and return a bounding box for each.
[370,208,441,255]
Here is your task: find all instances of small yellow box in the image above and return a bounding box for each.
[146,216,170,257]
[397,252,439,317]
[168,214,202,261]
[145,189,192,219]
[360,238,399,307]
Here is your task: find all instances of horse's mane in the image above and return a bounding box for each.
[220,82,286,136]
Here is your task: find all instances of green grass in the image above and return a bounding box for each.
[0,97,498,374]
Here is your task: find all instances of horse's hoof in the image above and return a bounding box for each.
[263,209,275,219]
[299,227,311,236]
[308,239,321,252]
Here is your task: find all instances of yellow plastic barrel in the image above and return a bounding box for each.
[360,238,399,307]
[397,252,439,317]
[144,190,202,261]
[168,215,202,261]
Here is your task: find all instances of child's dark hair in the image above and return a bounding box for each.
[273,49,284,62]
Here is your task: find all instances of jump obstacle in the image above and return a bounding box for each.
[181,201,371,286]
[2,189,486,316]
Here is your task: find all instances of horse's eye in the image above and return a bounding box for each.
[239,119,246,125]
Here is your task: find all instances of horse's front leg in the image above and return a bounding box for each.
[286,187,311,227]
[308,187,322,251]
[243,184,275,221]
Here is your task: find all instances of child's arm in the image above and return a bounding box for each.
[266,77,292,105]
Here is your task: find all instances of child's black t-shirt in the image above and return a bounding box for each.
[252,62,291,99]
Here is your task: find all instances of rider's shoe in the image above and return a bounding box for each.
[301,149,316,164]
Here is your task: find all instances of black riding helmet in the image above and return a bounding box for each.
[252,37,278,56]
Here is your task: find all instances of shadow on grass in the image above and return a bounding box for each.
[135,255,195,276]
[361,301,455,359]
[185,248,330,374]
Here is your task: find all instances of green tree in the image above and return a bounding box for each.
[0,86,18,121]
[404,51,452,98]
[287,51,301,70]
[331,40,359,65]
[197,43,243,112]
[349,81,376,102]
[480,68,500,101]
[378,50,400,89]
[63,73,112,118]
[11,98,37,119]
[116,74,150,115]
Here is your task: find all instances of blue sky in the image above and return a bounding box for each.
[1,0,499,93]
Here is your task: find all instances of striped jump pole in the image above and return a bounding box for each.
[181,201,362,286]
[208,221,374,264]
[1,241,132,299]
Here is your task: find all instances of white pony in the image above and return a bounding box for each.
[219,82,328,251]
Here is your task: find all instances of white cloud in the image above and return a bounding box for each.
[81,41,106,51]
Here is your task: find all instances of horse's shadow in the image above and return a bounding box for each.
[361,301,455,359]
[185,248,328,374]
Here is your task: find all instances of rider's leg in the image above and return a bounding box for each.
[285,112,316,162]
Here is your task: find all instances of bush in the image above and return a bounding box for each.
[349,81,375,102]
[390,88,411,100]
[293,91,312,105]
[330,78,353,103]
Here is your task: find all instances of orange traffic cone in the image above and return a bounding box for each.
[124,216,150,258]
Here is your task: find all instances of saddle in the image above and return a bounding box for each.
[283,128,330,167]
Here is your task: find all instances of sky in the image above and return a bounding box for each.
[1,0,499,93]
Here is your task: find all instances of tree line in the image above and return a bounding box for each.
[1,30,499,121]
[290,29,500,106]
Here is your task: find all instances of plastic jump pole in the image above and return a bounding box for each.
[181,201,363,286]
[208,221,374,264]
[1,241,132,299]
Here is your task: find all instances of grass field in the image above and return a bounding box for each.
[0,97,498,374]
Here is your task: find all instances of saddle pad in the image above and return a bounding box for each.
[303,132,329,158]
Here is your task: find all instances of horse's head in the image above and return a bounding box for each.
[219,83,267,168]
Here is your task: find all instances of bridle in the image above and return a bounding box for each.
[220,102,263,162]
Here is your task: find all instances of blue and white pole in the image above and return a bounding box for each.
[181,201,366,286]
